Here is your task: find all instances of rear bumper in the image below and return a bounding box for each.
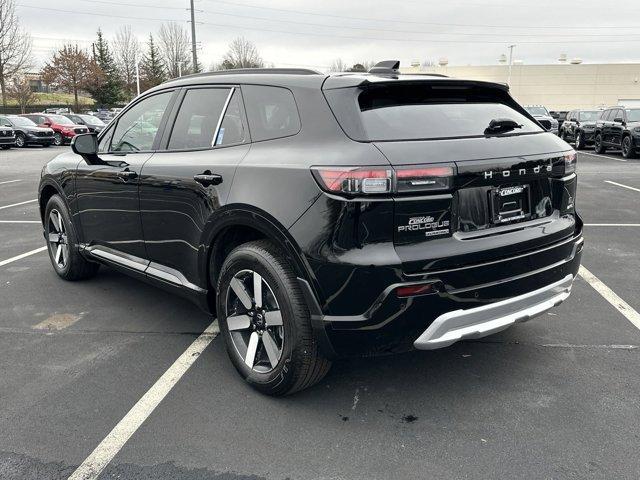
[413,274,572,350]
[303,229,583,358]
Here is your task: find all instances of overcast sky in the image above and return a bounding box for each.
[17,0,640,71]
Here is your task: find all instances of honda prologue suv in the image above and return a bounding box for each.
[38,62,583,395]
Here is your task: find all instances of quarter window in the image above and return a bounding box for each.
[168,88,231,150]
[111,91,173,152]
[242,85,301,142]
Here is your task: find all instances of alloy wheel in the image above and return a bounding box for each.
[47,209,69,269]
[15,134,25,148]
[575,133,581,148]
[54,133,62,146]
[225,269,284,373]
[623,137,631,156]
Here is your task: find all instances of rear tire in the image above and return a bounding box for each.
[44,194,99,281]
[594,133,606,154]
[622,135,637,159]
[216,240,331,396]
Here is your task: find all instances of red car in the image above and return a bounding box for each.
[21,113,88,146]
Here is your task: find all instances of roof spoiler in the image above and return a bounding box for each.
[368,60,400,75]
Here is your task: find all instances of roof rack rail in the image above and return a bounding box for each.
[163,67,321,83]
[368,60,400,75]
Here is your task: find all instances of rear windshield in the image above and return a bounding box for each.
[325,83,542,142]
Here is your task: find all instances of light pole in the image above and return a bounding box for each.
[135,54,141,97]
[507,44,516,86]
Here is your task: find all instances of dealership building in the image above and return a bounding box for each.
[401,62,640,111]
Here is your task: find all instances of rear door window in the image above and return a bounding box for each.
[325,83,542,142]
[242,85,300,142]
[168,88,231,150]
[215,90,246,146]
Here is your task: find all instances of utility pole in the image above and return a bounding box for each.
[189,0,198,72]
[507,44,516,86]
[135,54,141,97]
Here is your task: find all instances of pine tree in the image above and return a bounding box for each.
[86,29,122,107]
[140,34,166,92]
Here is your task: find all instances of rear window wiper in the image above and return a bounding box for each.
[484,118,523,135]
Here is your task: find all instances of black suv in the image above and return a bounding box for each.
[64,113,106,134]
[0,115,55,148]
[560,110,601,149]
[38,62,583,395]
[594,107,640,158]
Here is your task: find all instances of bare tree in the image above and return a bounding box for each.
[328,58,347,73]
[113,26,140,100]
[0,0,32,108]
[158,22,191,79]
[7,75,34,113]
[218,37,264,70]
[41,44,100,111]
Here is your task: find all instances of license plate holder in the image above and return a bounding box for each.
[491,185,530,224]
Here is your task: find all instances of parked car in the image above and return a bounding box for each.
[38,62,582,395]
[0,124,16,149]
[550,110,568,130]
[560,110,601,149]
[594,107,640,158]
[0,115,55,148]
[21,113,89,146]
[524,105,559,134]
[93,109,115,123]
[63,113,106,134]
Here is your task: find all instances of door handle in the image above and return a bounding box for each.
[117,170,137,180]
[194,173,222,187]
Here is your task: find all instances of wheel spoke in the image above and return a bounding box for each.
[265,310,283,327]
[226,314,251,331]
[262,331,280,367]
[253,272,263,308]
[55,244,63,264]
[245,331,259,368]
[230,277,252,309]
[49,211,60,233]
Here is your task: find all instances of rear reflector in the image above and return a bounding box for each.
[396,283,434,297]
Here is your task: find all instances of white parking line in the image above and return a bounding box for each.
[579,152,627,162]
[0,246,47,267]
[0,199,37,210]
[0,179,22,185]
[585,223,640,227]
[0,220,41,224]
[605,180,640,193]
[67,320,219,480]
[579,266,640,331]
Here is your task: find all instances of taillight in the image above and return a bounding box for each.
[395,165,454,193]
[311,167,392,195]
[564,151,577,175]
[311,164,455,196]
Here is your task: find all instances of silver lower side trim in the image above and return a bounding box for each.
[413,274,574,350]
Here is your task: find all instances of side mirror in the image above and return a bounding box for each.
[71,133,103,165]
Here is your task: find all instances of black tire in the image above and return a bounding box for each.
[42,143,51,148]
[560,130,567,142]
[622,135,637,159]
[53,133,63,146]
[216,240,331,396]
[44,194,99,281]
[594,133,606,154]
[574,131,585,150]
[15,133,26,148]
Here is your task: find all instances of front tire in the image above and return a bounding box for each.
[594,133,606,154]
[622,135,637,159]
[53,133,63,146]
[575,131,585,150]
[44,194,99,281]
[15,133,26,148]
[216,240,331,396]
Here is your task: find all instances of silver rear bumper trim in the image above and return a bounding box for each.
[414,274,574,350]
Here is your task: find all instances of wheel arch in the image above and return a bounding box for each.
[38,180,65,223]
[201,204,319,310]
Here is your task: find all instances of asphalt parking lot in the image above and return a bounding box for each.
[1,145,639,480]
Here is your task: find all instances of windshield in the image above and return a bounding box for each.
[579,111,600,122]
[626,109,640,122]
[79,114,105,125]
[48,115,75,125]
[525,106,549,116]
[325,83,542,141]
[9,117,36,127]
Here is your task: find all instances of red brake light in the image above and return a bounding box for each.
[312,167,392,195]
[395,165,454,193]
